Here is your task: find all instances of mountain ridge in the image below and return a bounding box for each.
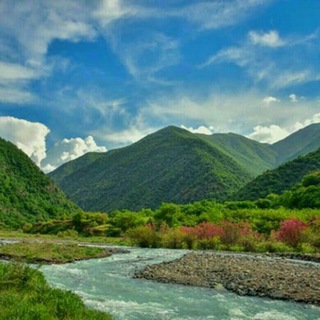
[49,126,253,211]
[49,123,320,212]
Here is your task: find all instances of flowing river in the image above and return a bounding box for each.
[40,247,320,320]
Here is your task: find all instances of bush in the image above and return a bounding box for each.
[126,225,160,248]
[276,218,307,247]
[160,228,187,249]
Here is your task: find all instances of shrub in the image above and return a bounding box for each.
[180,222,223,240]
[126,226,160,248]
[160,228,187,249]
[276,218,307,247]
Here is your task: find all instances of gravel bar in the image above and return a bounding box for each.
[134,251,320,305]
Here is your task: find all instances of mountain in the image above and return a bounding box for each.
[49,124,320,212]
[49,126,253,211]
[234,147,320,200]
[0,137,81,229]
[271,123,320,164]
[197,133,277,176]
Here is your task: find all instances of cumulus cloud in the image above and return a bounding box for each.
[262,96,280,105]
[42,136,107,173]
[294,113,320,130]
[248,124,290,144]
[249,30,285,47]
[0,116,107,172]
[181,125,214,135]
[248,112,320,144]
[0,116,50,166]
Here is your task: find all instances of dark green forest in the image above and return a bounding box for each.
[0,138,81,229]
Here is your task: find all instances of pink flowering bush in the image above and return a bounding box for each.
[276,218,307,247]
[181,222,223,240]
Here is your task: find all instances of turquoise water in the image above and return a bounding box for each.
[41,247,320,320]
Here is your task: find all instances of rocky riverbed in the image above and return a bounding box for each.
[134,251,320,305]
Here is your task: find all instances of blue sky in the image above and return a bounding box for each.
[1,0,320,171]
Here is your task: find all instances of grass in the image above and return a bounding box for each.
[0,241,117,264]
[0,229,130,245]
[0,262,112,319]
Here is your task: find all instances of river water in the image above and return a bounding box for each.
[40,247,320,320]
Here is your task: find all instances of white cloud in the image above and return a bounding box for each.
[0,61,40,83]
[249,30,285,47]
[248,112,320,144]
[42,136,107,172]
[262,96,280,105]
[201,28,320,90]
[0,1,96,65]
[177,0,272,30]
[248,125,290,144]
[0,116,107,172]
[105,31,180,82]
[181,125,214,135]
[94,125,157,147]
[0,87,35,104]
[93,0,142,26]
[294,113,320,130]
[289,94,298,103]
[0,116,50,166]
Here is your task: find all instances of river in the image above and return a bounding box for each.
[40,247,320,320]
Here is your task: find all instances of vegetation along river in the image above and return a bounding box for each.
[40,247,320,320]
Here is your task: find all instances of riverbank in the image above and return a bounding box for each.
[134,251,320,305]
[0,240,128,264]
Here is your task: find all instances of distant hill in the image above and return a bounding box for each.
[234,147,320,200]
[49,126,252,211]
[271,123,320,164]
[198,133,277,176]
[0,137,81,229]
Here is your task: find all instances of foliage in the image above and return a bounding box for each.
[234,148,320,201]
[126,212,320,253]
[0,262,112,319]
[0,137,82,229]
[276,219,307,247]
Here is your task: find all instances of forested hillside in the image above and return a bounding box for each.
[198,132,277,176]
[234,147,320,201]
[49,124,320,212]
[0,138,81,228]
[49,126,252,211]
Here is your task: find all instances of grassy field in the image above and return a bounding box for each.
[0,241,118,264]
[0,237,120,319]
[0,262,112,319]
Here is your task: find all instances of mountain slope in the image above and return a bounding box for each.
[234,147,320,200]
[198,133,277,176]
[49,126,252,211]
[271,123,320,164]
[0,137,81,229]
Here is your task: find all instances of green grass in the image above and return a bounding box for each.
[0,229,129,245]
[0,242,115,264]
[0,262,112,319]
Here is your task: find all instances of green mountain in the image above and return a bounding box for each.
[198,133,277,176]
[49,124,320,212]
[49,126,253,211]
[234,147,320,200]
[0,137,81,229]
[271,123,320,164]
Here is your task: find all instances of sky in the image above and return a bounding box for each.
[1,0,320,172]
